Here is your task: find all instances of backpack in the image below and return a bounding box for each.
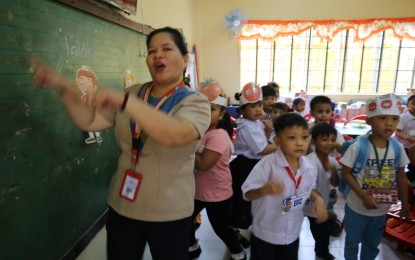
[337,134,402,198]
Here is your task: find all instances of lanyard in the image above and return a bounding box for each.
[370,137,389,174]
[284,166,302,193]
[130,82,184,171]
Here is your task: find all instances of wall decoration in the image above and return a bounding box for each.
[241,18,415,42]
[76,66,103,144]
[124,70,137,88]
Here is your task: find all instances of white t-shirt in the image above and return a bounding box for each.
[340,139,409,216]
[242,149,317,245]
[233,118,268,160]
[304,152,339,217]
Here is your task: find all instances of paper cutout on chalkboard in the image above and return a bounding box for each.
[124,70,136,89]
[76,66,102,144]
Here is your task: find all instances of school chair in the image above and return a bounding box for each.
[384,181,415,252]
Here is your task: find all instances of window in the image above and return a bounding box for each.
[240,20,415,95]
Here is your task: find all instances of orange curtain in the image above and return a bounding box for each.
[240,18,415,42]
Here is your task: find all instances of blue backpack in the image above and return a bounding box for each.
[338,134,402,198]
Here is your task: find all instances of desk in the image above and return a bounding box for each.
[336,122,371,137]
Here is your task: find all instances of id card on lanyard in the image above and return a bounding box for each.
[119,82,184,201]
[281,166,310,215]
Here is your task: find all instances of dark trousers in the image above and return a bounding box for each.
[106,207,192,260]
[190,198,242,254]
[308,216,330,255]
[250,234,299,260]
[230,155,260,229]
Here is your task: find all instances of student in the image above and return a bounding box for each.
[267,82,283,102]
[31,27,211,260]
[340,94,410,260]
[189,82,245,260]
[271,102,290,122]
[309,95,345,153]
[230,83,277,242]
[268,102,290,144]
[305,123,339,260]
[292,97,306,115]
[395,94,415,180]
[261,85,277,120]
[242,113,328,260]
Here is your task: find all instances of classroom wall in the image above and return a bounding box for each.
[124,0,195,49]
[126,0,415,101]
[195,0,415,102]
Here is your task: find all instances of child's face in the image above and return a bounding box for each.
[295,101,306,112]
[407,98,415,115]
[241,102,263,121]
[311,103,332,124]
[366,115,400,139]
[313,134,337,155]
[271,108,288,121]
[274,125,309,161]
[262,96,276,113]
[210,104,225,128]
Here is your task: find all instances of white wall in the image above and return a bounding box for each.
[122,0,415,101]
[196,0,415,102]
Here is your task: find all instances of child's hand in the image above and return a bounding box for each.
[261,119,273,131]
[312,195,328,223]
[261,119,274,138]
[263,180,284,195]
[361,192,379,209]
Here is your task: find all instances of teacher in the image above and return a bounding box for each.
[31,27,210,259]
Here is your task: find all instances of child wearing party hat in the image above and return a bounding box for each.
[340,94,410,260]
[189,80,246,260]
[229,83,277,247]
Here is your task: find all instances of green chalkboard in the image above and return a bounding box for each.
[0,0,150,259]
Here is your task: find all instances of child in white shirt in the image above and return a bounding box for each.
[230,82,277,246]
[305,123,339,260]
[242,113,327,260]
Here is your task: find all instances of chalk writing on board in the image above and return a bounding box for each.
[64,35,95,58]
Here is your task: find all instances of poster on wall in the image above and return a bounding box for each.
[99,0,137,15]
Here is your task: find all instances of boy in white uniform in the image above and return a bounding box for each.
[305,123,339,260]
[242,113,328,260]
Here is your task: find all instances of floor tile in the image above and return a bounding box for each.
[77,192,414,260]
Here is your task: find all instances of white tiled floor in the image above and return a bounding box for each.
[77,195,412,260]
